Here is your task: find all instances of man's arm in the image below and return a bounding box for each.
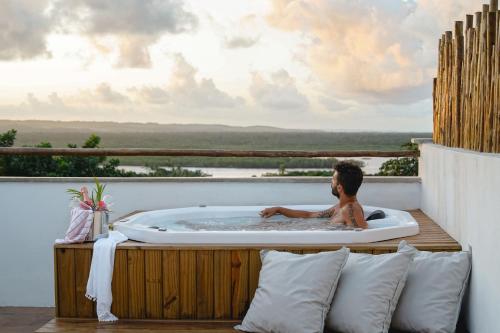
[260,206,334,218]
[341,203,368,229]
[310,207,335,218]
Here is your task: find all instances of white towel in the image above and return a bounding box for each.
[85,230,128,322]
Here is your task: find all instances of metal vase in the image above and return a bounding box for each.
[90,210,109,241]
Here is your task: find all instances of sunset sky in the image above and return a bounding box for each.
[0,0,484,131]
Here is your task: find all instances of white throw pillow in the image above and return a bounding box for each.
[325,245,416,333]
[391,240,471,333]
[235,248,349,333]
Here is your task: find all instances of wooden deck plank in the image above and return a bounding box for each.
[54,210,461,251]
[230,251,249,319]
[111,250,128,318]
[128,250,146,319]
[74,249,94,318]
[302,249,320,254]
[214,250,231,319]
[56,249,76,318]
[162,250,180,319]
[145,250,163,319]
[179,250,197,319]
[196,250,214,319]
[247,250,261,301]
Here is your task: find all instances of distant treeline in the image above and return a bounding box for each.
[11,131,428,168]
[1,127,420,176]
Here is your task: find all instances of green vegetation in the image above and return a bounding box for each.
[12,131,426,150]
[0,129,207,177]
[0,126,421,177]
[140,156,340,169]
[262,160,364,177]
[9,130,428,168]
[146,165,208,177]
[375,142,418,176]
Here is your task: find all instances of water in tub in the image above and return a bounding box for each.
[132,209,399,232]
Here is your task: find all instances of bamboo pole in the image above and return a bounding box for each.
[462,20,473,149]
[495,11,500,152]
[475,6,488,151]
[490,0,498,11]
[453,21,464,147]
[443,31,455,146]
[484,11,497,151]
[472,12,482,150]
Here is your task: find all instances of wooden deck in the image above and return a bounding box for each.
[0,307,54,333]
[34,317,465,333]
[52,209,461,322]
[36,318,242,332]
[0,307,467,333]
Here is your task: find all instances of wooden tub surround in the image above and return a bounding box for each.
[53,209,461,321]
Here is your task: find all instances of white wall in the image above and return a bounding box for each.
[419,143,500,333]
[0,176,420,307]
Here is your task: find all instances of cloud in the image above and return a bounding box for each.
[1,91,137,123]
[205,10,261,50]
[0,0,53,60]
[250,69,309,111]
[52,0,197,35]
[0,84,432,131]
[93,83,130,104]
[319,96,351,112]
[267,0,482,104]
[51,0,198,67]
[129,87,170,105]
[63,83,130,105]
[170,54,245,108]
[131,54,244,109]
[372,98,432,118]
[4,54,242,120]
[0,0,198,66]
[1,63,247,124]
[115,36,155,68]
[225,36,260,49]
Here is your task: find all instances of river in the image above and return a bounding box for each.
[118,157,391,177]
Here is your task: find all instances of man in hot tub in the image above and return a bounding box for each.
[259,161,369,229]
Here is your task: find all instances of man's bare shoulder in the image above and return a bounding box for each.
[340,202,367,228]
[340,202,363,213]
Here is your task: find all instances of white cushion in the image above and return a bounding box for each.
[235,248,349,333]
[391,240,471,333]
[325,245,416,333]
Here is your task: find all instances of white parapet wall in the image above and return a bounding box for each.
[418,142,500,333]
[0,176,420,307]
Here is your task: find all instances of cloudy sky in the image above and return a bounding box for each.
[0,0,484,131]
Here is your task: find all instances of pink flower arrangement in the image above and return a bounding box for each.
[67,177,111,211]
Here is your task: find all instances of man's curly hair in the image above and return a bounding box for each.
[333,161,363,196]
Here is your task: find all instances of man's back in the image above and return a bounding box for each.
[317,201,367,228]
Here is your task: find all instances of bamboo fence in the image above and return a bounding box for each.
[434,0,500,153]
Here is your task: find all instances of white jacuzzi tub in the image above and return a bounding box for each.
[114,205,419,244]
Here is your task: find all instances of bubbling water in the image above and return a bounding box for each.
[173,216,352,231]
